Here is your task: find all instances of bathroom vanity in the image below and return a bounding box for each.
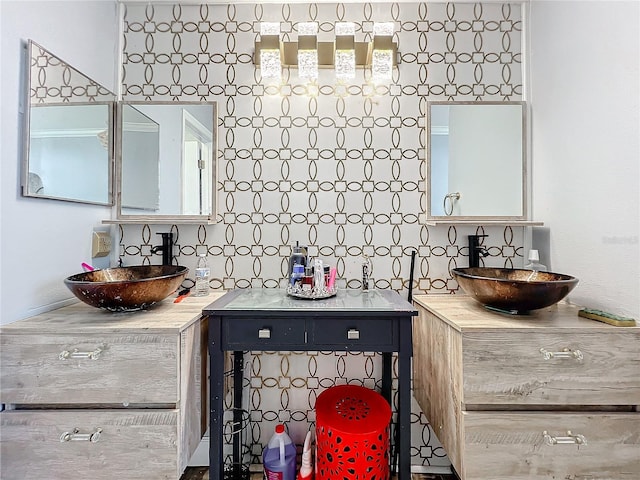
[412,295,640,479]
[0,293,222,480]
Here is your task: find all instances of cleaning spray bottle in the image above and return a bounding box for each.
[263,424,296,480]
[297,430,313,480]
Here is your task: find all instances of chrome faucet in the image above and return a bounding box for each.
[468,234,489,268]
[151,232,174,266]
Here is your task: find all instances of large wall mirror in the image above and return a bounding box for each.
[115,102,217,223]
[22,40,115,205]
[427,101,527,222]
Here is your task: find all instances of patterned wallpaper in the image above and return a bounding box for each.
[119,1,524,469]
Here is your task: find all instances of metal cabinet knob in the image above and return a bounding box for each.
[347,328,360,340]
[258,328,271,339]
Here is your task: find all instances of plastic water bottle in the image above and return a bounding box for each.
[194,254,210,297]
[263,424,296,480]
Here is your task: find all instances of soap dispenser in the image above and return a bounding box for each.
[524,249,547,272]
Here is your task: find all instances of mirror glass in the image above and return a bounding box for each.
[116,102,217,221]
[427,101,526,221]
[22,40,115,205]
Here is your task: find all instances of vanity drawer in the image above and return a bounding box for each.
[0,334,178,404]
[0,409,181,480]
[223,317,306,347]
[311,318,396,350]
[461,411,640,480]
[461,330,640,405]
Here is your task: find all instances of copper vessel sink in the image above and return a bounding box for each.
[64,265,188,312]
[451,267,578,314]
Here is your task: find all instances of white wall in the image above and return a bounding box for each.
[529,1,640,317]
[0,0,118,325]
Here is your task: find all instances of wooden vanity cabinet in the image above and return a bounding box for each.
[0,294,222,480]
[412,295,640,480]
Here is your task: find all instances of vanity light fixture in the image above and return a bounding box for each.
[255,21,397,81]
[335,22,356,80]
[258,22,282,79]
[297,22,318,80]
[371,22,395,82]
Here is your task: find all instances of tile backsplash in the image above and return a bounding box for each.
[119,1,524,468]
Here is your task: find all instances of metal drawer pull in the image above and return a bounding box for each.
[258,328,271,339]
[540,347,583,361]
[60,427,102,443]
[542,430,587,446]
[59,347,103,360]
[347,328,360,340]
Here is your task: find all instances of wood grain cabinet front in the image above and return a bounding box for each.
[0,294,222,480]
[412,295,640,480]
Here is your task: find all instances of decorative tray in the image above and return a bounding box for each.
[286,285,337,300]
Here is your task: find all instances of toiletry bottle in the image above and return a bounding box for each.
[524,249,547,272]
[263,424,296,480]
[194,254,210,296]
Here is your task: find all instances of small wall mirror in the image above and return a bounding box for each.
[426,101,527,222]
[115,102,217,223]
[22,40,115,205]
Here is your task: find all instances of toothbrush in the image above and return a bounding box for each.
[81,262,94,272]
[327,267,337,290]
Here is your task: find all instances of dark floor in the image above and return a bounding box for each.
[181,466,456,480]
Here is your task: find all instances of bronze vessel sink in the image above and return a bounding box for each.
[64,265,188,312]
[451,267,578,314]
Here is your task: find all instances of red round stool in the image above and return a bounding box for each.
[315,384,391,480]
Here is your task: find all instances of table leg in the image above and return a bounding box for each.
[232,351,244,478]
[398,317,413,479]
[209,316,223,480]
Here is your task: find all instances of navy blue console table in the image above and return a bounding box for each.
[204,288,417,480]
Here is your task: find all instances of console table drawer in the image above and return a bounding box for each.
[311,318,396,349]
[223,317,306,347]
[0,409,180,480]
[462,411,640,480]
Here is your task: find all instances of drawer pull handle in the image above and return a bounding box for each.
[540,347,583,361]
[59,347,103,360]
[60,427,102,443]
[347,328,360,340]
[258,328,271,339]
[542,430,587,446]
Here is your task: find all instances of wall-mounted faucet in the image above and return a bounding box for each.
[468,234,489,268]
[151,232,174,266]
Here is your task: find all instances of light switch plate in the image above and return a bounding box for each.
[92,231,111,258]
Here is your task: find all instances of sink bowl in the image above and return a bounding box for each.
[64,265,188,312]
[451,267,578,314]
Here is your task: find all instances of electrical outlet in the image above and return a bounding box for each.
[92,231,111,258]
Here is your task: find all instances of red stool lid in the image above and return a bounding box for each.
[316,385,391,435]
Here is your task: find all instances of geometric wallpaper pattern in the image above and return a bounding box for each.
[119,2,524,469]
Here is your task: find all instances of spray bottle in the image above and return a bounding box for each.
[297,431,313,480]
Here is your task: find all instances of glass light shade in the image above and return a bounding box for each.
[373,22,394,36]
[260,49,281,79]
[372,49,393,81]
[335,50,355,80]
[335,22,355,80]
[372,22,394,82]
[260,22,280,35]
[259,23,281,79]
[298,22,318,80]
